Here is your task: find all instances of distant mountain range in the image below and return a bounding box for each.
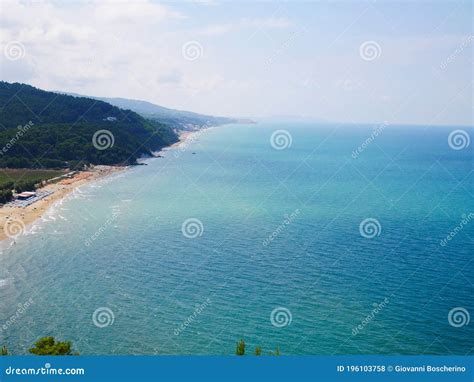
[95,97,244,130]
[64,93,250,131]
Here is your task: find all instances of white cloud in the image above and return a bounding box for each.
[0,0,188,96]
[0,0,470,124]
[92,0,185,24]
[200,17,292,36]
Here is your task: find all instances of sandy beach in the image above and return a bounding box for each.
[0,130,200,242]
[0,166,123,242]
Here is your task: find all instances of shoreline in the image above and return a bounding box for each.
[0,166,124,242]
[0,128,203,242]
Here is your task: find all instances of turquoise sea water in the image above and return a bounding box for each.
[0,122,473,355]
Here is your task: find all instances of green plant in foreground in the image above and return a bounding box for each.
[1,346,8,356]
[235,339,245,356]
[29,337,78,356]
[235,340,280,356]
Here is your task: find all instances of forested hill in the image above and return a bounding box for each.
[95,96,238,130]
[0,82,178,168]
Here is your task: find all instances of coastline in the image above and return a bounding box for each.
[0,166,124,242]
[0,129,202,242]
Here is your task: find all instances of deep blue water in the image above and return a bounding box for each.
[0,122,473,355]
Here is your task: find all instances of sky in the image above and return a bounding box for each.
[0,0,472,126]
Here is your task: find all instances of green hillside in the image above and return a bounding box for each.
[0,82,178,169]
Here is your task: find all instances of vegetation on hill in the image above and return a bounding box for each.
[0,169,66,185]
[78,95,239,130]
[29,337,78,356]
[0,82,178,169]
[0,337,78,356]
[0,169,67,204]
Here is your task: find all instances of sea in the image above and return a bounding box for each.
[0,122,472,355]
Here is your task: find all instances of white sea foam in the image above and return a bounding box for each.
[0,278,13,288]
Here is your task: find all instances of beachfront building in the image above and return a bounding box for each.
[16,191,36,200]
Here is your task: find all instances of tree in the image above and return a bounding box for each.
[235,339,245,356]
[1,346,8,355]
[14,179,39,193]
[0,189,13,204]
[29,337,77,355]
[254,346,262,356]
